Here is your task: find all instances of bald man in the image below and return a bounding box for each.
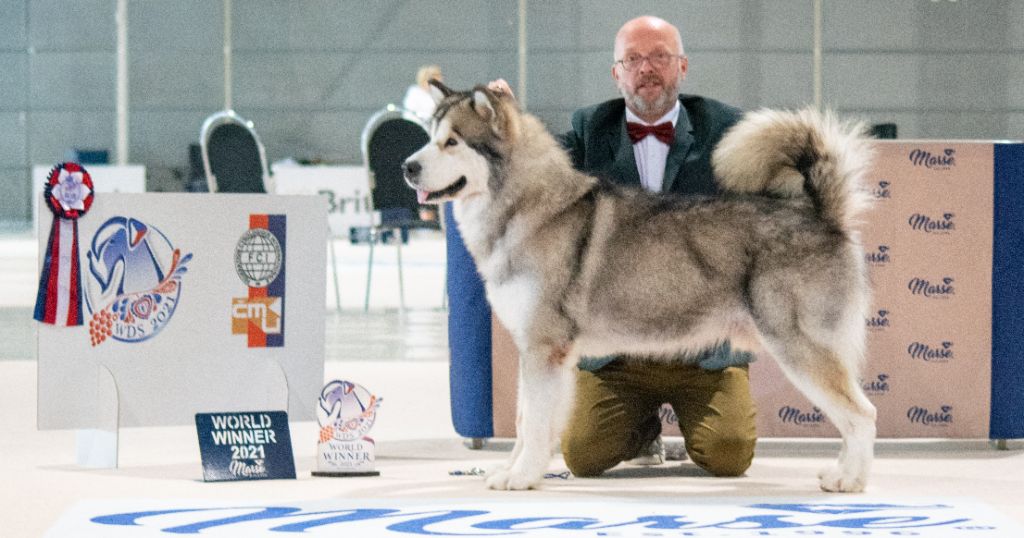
[555,16,757,479]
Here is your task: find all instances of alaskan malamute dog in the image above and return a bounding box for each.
[404,81,876,493]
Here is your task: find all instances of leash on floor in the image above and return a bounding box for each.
[448,467,572,479]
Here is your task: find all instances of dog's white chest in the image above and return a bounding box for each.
[485,273,538,343]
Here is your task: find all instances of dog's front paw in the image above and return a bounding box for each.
[485,468,541,490]
[818,465,866,493]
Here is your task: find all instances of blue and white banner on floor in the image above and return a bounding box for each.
[47,498,1020,537]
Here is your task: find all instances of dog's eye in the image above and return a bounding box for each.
[444,138,458,147]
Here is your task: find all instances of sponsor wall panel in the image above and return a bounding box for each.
[37,193,327,429]
[489,142,1009,440]
[745,142,993,438]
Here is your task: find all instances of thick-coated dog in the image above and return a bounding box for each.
[403,81,877,493]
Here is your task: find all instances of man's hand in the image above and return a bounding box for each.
[487,79,515,100]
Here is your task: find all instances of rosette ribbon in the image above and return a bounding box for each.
[33,163,94,326]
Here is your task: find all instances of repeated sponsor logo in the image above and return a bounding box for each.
[84,216,192,346]
[907,405,954,427]
[907,340,954,363]
[908,212,955,234]
[862,374,891,396]
[777,405,825,427]
[909,148,956,170]
[658,404,678,426]
[870,180,891,200]
[83,501,1000,536]
[865,309,890,330]
[864,245,891,266]
[908,277,955,299]
[231,214,286,347]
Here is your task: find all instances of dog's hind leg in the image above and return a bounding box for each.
[486,343,578,490]
[763,334,876,492]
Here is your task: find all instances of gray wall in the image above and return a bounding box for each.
[2,0,1022,225]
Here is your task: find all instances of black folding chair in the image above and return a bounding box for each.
[356,105,440,311]
[200,110,272,193]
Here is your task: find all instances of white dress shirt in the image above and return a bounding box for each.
[625,101,681,193]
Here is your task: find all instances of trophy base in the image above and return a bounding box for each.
[311,470,381,477]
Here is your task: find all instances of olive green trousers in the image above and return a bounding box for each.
[561,359,757,477]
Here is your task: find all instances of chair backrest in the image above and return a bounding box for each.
[200,110,271,193]
[870,123,898,139]
[361,106,430,223]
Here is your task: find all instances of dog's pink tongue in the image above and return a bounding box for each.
[417,190,429,204]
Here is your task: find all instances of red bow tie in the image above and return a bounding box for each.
[626,121,675,144]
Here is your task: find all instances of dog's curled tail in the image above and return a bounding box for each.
[712,107,873,231]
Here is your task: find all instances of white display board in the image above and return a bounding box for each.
[37,193,327,430]
[32,164,146,232]
[272,165,374,237]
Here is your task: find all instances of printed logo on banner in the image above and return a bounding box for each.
[870,180,891,200]
[866,309,891,330]
[83,500,1013,536]
[862,374,891,396]
[909,148,956,170]
[659,404,679,426]
[84,217,192,346]
[907,405,954,427]
[865,245,891,266]
[231,215,286,347]
[777,405,825,427]
[907,340,954,363]
[231,297,282,336]
[908,212,955,234]
[908,276,955,299]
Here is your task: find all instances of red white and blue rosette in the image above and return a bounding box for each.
[33,162,94,326]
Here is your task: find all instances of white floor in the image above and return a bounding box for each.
[2,233,1023,537]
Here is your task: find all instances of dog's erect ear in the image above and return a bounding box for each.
[428,79,453,104]
[471,84,520,142]
[471,87,496,122]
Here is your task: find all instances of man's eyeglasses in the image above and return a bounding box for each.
[615,52,683,71]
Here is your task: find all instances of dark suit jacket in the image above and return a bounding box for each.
[561,94,750,371]
[560,94,743,196]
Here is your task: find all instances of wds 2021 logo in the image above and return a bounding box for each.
[84,217,191,346]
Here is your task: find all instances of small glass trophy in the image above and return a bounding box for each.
[312,379,382,477]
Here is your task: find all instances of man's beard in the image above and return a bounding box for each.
[619,75,679,118]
